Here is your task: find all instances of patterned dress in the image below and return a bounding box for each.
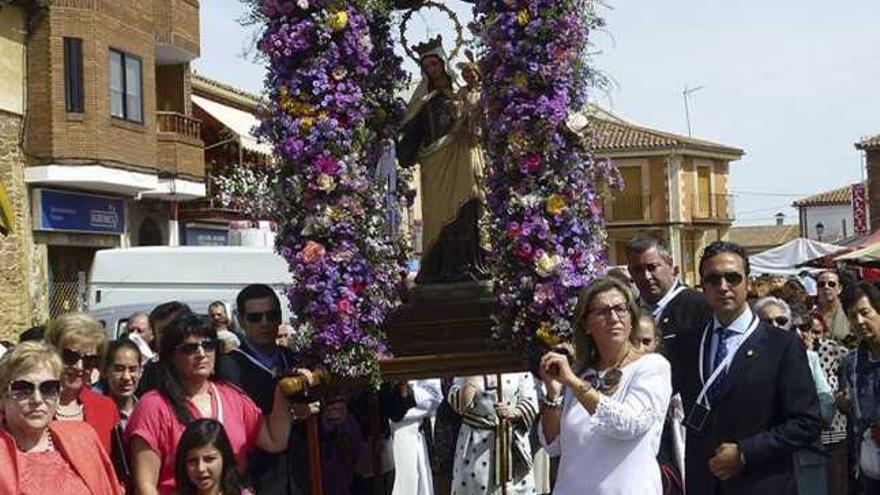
[448,373,538,495]
[816,338,848,445]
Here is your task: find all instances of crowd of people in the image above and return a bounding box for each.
[1,234,880,494]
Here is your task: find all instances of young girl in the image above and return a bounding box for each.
[174,419,252,495]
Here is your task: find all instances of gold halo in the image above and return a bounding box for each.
[399,1,465,64]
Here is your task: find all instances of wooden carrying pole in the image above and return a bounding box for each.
[279,372,327,495]
[497,373,508,495]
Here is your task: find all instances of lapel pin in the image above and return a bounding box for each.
[746,349,755,358]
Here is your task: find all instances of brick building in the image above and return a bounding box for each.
[0,0,202,336]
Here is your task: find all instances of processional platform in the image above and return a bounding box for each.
[379,281,526,380]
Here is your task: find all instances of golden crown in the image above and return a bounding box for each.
[412,35,444,58]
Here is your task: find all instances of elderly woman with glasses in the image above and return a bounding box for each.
[538,276,672,494]
[125,311,307,495]
[0,341,123,494]
[45,311,120,454]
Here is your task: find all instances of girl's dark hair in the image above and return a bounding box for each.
[157,311,217,424]
[174,419,244,495]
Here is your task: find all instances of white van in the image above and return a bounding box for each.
[88,246,293,337]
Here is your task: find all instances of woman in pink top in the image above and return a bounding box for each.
[126,311,307,495]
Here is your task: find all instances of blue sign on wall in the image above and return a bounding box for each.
[34,189,125,234]
[184,227,228,246]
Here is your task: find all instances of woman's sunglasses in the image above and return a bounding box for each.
[175,339,220,356]
[61,348,101,369]
[7,379,61,402]
[767,316,789,327]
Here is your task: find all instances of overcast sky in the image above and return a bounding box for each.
[195,0,880,226]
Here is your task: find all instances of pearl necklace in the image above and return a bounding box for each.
[18,430,54,454]
[55,401,84,419]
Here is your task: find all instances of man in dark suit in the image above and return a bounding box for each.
[626,234,712,363]
[215,284,319,495]
[673,241,821,495]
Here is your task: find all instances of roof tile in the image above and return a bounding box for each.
[792,183,861,207]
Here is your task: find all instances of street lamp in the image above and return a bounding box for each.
[815,222,825,242]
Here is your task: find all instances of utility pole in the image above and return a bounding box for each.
[683,85,704,137]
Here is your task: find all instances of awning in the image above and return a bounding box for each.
[0,180,13,235]
[192,95,272,156]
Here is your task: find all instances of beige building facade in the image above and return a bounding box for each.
[593,110,744,286]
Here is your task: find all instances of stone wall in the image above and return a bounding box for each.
[0,111,49,341]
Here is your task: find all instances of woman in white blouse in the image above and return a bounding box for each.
[539,276,672,495]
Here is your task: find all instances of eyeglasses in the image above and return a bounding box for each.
[767,316,789,328]
[588,303,630,320]
[61,348,101,369]
[7,379,61,402]
[702,271,745,287]
[175,339,220,356]
[818,280,838,289]
[244,310,282,324]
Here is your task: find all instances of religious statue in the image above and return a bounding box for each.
[398,36,489,284]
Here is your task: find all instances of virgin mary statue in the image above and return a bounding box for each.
[398,36,489,284]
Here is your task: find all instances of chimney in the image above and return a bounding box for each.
[774,212,785,226]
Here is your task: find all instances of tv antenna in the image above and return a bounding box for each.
[683,85,704,137]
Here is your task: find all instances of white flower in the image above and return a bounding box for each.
[297,0,309,9]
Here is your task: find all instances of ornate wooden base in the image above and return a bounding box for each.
[379,281,526,380]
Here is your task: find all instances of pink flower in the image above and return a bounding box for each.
[338,298,353,314]
[514,242,535,262]
[506,221,522,239]
[315,156,340,175]
[521,153,542,173]
[301,241,326,263]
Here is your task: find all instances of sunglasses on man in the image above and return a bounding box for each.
[61,348,102,369]
[244,310,282,324]
[817,280,838,289]
[175,338,220,356]
[702,271,745,287]
[8,379,62,402]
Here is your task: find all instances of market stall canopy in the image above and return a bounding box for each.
[749,237,839,276]
[835,242,880,267]
[191,95,272,156]
[797,230,880,268]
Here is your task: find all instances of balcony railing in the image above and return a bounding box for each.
[691,193,735,221]
[157,111,201,140]
[604,194,652,222]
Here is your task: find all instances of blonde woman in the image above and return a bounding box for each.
[45,312,120,453]
[0,341,122,494]
[539,276,672,495]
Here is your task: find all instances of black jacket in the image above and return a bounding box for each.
[215,345,309,495]
[671,319,822,495]
[654,287,713,367]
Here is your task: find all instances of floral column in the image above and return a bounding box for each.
[255,0,405,382]
[474,0,621,363]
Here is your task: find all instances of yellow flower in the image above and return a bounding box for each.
[536,322,560,347]
[317,111,329,121]
[328,11,349,32]
[316,173,336,192]
[535,252,561,277]
[512,73,528,89]
[546,194,566,215]
[299,116,315,131]
[517,9,529,26]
